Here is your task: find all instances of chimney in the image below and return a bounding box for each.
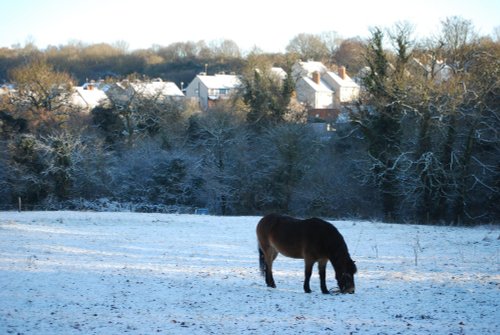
[339,66,347,80]
[312,71,321,84]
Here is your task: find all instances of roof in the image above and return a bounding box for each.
[129,79,184,97]
[197,74,241,89]
[271,67,287,80]
[292,61,328,78]
[324,71,359,88]
[301,77,333,93]
[72,85,109,110]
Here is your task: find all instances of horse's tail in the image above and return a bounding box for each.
[258,246,266,277]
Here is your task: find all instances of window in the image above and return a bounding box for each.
[327,123,336,132]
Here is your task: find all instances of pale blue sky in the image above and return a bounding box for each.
[1,0,498,52]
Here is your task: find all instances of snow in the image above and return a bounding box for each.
[71,86,109,111]
[196,74,241,90]
[0,211,498,334]
[129,80,184,98]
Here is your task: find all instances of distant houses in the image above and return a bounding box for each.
[6,60,362,127]
[182,61,360,121]
[71,78,184,112]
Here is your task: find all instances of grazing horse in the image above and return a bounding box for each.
[257,214,357,294]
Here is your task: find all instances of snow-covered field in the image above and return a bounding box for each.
[0,211,498,334]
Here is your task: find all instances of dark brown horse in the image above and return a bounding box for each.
[257,214,357,294]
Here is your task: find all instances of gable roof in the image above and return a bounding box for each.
[292,61,359,88]
[324,71,359,88]
[196,74,241,89]
[270,67,287,80]
[71,84,109,110]
[300,76,333,93]
[292,61,328,79]
[129,79,184,97]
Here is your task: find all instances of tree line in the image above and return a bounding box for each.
[0,32,366,86]
[0,17,498,225]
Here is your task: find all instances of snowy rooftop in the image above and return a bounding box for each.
[129,79,184,97]
[301,76,334,92]
[271,67,287,80]
[292,61,328,78]
[325,71,359,88]
[71,84,109,110]
[197,74,241,89]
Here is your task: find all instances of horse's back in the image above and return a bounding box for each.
[257,214,333,259]
[257,214,304,240]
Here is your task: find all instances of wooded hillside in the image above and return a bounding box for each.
[1,18,498,224]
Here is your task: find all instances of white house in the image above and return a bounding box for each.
[293,61,360,109]
[185,73,241,111]
[411,58,453,83]
[270,67,287,80]
[126,78,184,99]
[71,82,110,112]
[97,78,184,107]
[296,72,335,109]
[325,66,360,104]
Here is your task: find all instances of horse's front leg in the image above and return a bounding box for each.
[303,259,314,293]
[318,259,329,294]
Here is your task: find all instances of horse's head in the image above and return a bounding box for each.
[336,259,357,294]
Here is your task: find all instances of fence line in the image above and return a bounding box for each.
[0,201,198,214]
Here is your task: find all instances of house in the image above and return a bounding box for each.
[411,58,453,83]
[98,78,184,107]
[71,81,110,112]
[295,71,336,110]
[0,84,14,96]
[293,61,360,112]
[0,84,17,101]
[270,67,287,81]
[185,73,241,111]
[126,78,184,100]
[292,61,360,138]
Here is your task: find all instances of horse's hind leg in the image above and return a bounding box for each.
[262,247,278,288]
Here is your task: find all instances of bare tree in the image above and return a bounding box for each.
[9,59,74,133]
[209,39,241,61]
[320,31,343,64]
[286,33,329,61]
[96,80,187,148]
[333,37,366,74]
[439,16,478,73]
